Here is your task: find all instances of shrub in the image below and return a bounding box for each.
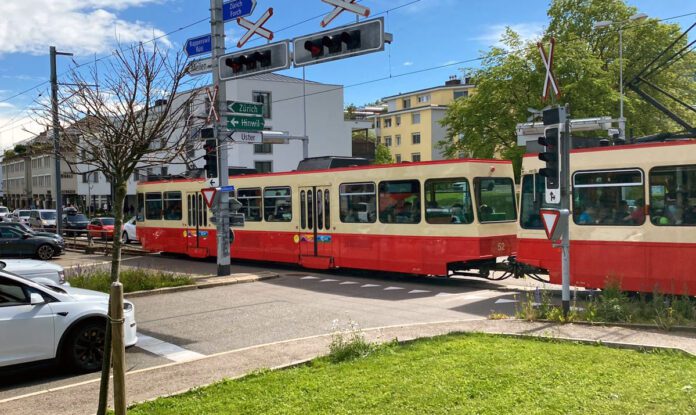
[328,320,375,363]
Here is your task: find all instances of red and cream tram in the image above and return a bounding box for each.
[136,159,518,276]
[517,140,696,295]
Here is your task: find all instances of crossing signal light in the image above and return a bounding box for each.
[219,41,291,81]
[293,18,389,67]
[203,139,218,179]
[538,127,560,189]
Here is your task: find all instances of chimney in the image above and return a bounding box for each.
[445,75,461,86]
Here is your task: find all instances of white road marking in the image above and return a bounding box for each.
[435,292,456,297]
[494,298,519,304]
[300,276,320,280]
[361,284,381,288]
[320,279,339,282]
[136,334,205,363]
[339,281,359,285]
[384,286,404,291]
[408,289,431,294]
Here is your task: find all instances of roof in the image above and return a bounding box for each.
[382,83,475,101]
[241,72,327,86]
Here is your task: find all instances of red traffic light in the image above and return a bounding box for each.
[304,40,323,58]
[225,56,245,73]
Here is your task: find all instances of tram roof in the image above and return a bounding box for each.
[523,138,696,158]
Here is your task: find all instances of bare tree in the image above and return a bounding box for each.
[39,41,199,414]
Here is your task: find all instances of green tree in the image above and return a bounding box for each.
[374,143,393,164]
[440,0,695,175]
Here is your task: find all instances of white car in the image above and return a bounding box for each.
[121,216,138,244]
[0,270,137,372]
[0,206,9,221]
[1,259,67,286]
[11,209,32,224]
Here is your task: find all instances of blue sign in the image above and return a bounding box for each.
[219,185,236,193]
[184,34,212,57]
[222,0,256,21]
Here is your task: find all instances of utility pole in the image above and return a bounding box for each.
[211,0,231,276]
[50,46,72,235]
[560,104,571,316]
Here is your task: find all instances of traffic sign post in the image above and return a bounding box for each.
[227,115,264,131]
[222,0,256,21]
[184,34,212,57]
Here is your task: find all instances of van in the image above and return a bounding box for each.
[29,209,58,231]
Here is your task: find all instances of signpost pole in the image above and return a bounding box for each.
[211,0,231,276]
[560,104,571,317]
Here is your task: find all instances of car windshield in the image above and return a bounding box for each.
[0,207,8,213]
[68,214,88,221]
[40,211,57,219]
[101,218,115,225]
[19,210,31,217]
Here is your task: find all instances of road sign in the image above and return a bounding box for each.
[229,197,243,212]
[227,115,264,131]
[185,57,213,75]
[237,7,274,48]
[227,101,264,115]
[222,0,256,21]
[229,131,263,143]
[201,187,218,209]
[206,86,219,123]
[540,208,568,240]
[321,0,370,28]
[218,185,236,193]
[185,34,212,57]
[538,37,560,101]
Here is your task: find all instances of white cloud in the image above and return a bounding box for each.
[403,61,413,66]
[0,114,43,151]
[0,102,15,109]
[0,0,170,56]
[473,22,545,47]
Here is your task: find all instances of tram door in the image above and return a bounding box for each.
[186,192,208,257]
[299,186,333,267]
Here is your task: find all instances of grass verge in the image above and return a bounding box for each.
[67,267,194,293]
[127,333,696,414]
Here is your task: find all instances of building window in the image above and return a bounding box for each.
[411,153,421,162]
[454,90,468,100]
[254,161,272,173]
[252,91,272,118]
[412,132,421,145]
[395,135,401,146]
[412,112,421,124]
[377,136,381,144]
[384,118,392,128]
[161,166,168,176]
[395,154,402,163]
[375,119,380,128]
[254,143,272,154]
[417,94,430,103]
[395,115,401,126]
[402,98,411,109]
[384,136,392,147]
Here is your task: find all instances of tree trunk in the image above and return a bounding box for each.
[96,180,128,415]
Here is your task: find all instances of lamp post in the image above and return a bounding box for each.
[593,13,648,141]
[50,46,73,235]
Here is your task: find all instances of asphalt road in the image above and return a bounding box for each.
[1,251,538,401]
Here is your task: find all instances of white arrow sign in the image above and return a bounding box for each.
[229,131,263,143]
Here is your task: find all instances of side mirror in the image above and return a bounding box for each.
[22,233,31,239]
[30,292,45,305]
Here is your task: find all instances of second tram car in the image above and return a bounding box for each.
[517,140,696,295]
[137,159,518,276]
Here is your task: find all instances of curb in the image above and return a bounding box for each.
[532,318,696,334]
[123,272,279,298]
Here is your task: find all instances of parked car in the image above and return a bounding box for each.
[62,212,90,236]
[0,206,9,221]
[1,259,67,286]
[0,227,64,260]
[0,222,64,244]
[87,217,115,240]
[121,216,138,244]
[0,270,137,372]
[29,209,58,231]
[11,209,32,224]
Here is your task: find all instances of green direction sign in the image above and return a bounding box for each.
[227,115,264,131]
[227,101,264,116]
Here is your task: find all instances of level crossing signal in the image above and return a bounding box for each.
[203,139,218,179]
[219,41,290,81]
[538,127,560,189]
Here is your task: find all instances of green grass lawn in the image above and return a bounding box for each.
[128,334,696,414]
[67,268,194,293]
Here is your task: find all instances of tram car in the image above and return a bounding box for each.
[136,159,518,276]
[517,139,696,295]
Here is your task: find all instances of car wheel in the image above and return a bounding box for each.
[64,321,106,372]
[36,244,55,260]
[121,231,129,244]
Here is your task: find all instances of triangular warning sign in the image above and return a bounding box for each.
[201,187,217,209]
[540,209,561,240]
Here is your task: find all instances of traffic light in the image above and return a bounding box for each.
[219,41,291,81]
[538,127,560,189]
[203,139,218,179]
[293,18,389,67]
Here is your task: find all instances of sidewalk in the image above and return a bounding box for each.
[2,319,695,415]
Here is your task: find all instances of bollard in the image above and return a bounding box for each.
[110,282,126,415]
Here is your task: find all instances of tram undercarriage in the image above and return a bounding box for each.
[447,256,549,283]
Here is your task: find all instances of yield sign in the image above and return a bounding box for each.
[201,187,218,209]
[237,8,274,48]
[537,37,561,101]
[540,208,563,240]
[206,86,219,123]
[320,0,371,28]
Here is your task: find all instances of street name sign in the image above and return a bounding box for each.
[229,131,263,143]
[218,185,236,193]
[185,57,213,75]
[227,101,264,116]
[185,34,212,57]
[227,115,264,131]
[223,0,256,21]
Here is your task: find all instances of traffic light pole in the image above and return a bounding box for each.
[560,104,571,316]
[211,0,231,276]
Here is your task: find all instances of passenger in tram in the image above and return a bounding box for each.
[613,201,630,223]
[597,207,613,225]
[625,198,645,224]
[577,206,596,225]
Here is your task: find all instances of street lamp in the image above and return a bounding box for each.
[593,13,648,141]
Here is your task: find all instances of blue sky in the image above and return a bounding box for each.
[0,0,693,149]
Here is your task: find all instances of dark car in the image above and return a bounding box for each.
[0,222,64,244]
[63,212,90,236]
[0,227,63,260]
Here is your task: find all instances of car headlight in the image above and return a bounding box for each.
[58,271,65,284]
[124,302,133,312]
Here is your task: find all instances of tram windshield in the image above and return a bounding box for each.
[474,177,517,222]
[520,174,554,229]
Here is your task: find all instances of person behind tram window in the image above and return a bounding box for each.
[578,206,596,224]
[614,200,629,223]
[626,198,645,224]
[597,206,613,225]
[673,206,685,225]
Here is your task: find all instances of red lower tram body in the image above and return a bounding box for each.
[139,226,517,276]
[517,238,696,296]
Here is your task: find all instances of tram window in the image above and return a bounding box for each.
[317,190,324,230]
[300,191,306,229]
[474,178,516,222]
[238,188,262,222]
[339,182,376,223]
[649,165,696,226]
[163,192,182,221]
[145,192,162,220]
[520,174,554,229]
[572,169,644,226]
[264,187,292,222]
[136,193,144,222]
[307,190,314,229]
[424,178,473,224]
[187,194,195,226]
[379,180,421,224]
[324,190,330,229]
